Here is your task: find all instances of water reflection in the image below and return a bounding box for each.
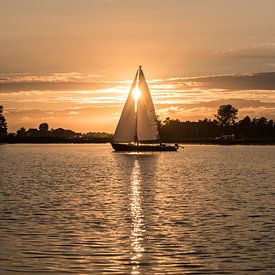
[130,159,144,274]
[113,152,159,273]
[1,145,274,274]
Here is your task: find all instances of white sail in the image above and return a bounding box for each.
[113,71,138,142]
[113,67,159,143]
[137,69,159,141]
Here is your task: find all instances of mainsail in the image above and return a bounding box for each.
[137,69,159,141]
[113,67,159,143]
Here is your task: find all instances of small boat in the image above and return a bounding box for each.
[111,66,178,152]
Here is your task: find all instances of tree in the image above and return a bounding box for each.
[0,105,8,136]
[51,128,78,138]
[215,104,238,126]
[16,127,27,137]
[238,116,251,128]
[255,117,268,127]
[39,123,49,132]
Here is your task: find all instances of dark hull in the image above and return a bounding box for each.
[111,142,178,152]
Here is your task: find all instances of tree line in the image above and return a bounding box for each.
[0,107,112,143]
[0,106,8,137]
[1,104,275,143]
[158,105,275,143]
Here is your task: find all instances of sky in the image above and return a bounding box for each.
[1,0,275,133]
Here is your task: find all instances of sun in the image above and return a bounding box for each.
[133,87,141,101]
[133,87,141,112]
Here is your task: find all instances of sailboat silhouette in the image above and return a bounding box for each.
[111,66,178,152]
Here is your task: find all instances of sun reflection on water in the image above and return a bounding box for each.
[130,159,144,275]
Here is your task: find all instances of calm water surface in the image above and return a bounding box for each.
[0,144,275,274]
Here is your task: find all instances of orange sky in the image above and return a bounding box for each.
[0,0,275,132]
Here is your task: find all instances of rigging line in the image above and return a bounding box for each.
[135,67,140,145]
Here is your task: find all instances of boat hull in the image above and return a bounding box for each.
[111,142,178,152]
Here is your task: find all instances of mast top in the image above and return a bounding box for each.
[139,65,142,70]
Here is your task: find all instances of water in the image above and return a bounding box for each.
[0,144,274,274]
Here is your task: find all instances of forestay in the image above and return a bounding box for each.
[113,71,138,142]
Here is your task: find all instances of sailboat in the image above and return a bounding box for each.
[111,66,178,152]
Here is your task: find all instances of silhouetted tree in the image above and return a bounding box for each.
[16,127,27,137]
[238,116,251,128]
[249,117,272,138]
[39,123,49,132]
[237,116,251,136]
[158,117,221,141]
[26,128,39,137]
[5,109,275,144]
[215,104,238,126]
[51,128,80,138]
[256,117,268,127]
[81,132,113,142]
[0,105,8,136]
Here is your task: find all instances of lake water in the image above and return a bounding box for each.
[0,144,274,274]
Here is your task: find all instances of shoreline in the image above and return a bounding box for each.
[1,140,275,145]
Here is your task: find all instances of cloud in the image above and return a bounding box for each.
[68,111,79,115]
[161,72,275,90]
[5,98,275,133]
[2,71,275,132]
[0,81,110,92]
[156,98,275,121]
[213,43,275,60]
[0,73,110,92]
[1,72,275,93]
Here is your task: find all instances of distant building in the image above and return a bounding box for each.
[215,134,235,141]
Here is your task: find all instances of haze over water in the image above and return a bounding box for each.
[0,144,274,274]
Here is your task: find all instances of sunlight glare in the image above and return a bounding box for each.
[133,87,141,112]
[133,87,141,101]
[130,159,144,274]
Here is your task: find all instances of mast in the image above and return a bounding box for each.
[134,66,141,145]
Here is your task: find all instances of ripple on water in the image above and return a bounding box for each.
[0,144,275,274]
